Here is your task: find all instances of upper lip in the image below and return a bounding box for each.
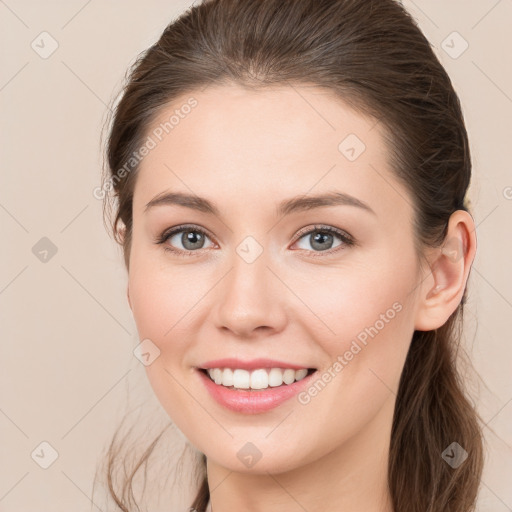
[198,358,316,371]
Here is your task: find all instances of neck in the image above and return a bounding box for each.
[206,394,396,512]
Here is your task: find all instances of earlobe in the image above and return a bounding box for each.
[117,221,127,245]
[414,210,476,331]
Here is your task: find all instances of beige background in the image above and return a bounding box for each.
[1,1,511,510]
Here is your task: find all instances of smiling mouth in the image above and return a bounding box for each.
[198,367,317,391]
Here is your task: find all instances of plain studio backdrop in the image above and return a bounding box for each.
[1,1,511,511]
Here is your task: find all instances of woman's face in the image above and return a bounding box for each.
[127,83,425,474]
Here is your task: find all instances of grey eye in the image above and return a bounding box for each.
[295,230,344,252]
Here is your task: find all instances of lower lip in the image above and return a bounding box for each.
[196,369,316,414]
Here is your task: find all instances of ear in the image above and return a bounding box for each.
[414,210,477,331]
[117,222,127,245]
[127,284,132,311]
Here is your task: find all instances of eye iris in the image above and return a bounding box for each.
[182,231,205,250]
[311,231,334,251]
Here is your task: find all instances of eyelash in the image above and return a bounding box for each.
[154,224,355,258]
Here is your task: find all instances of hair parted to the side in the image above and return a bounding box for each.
[98,0,486,510]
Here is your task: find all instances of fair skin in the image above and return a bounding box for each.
[125,83,476,512]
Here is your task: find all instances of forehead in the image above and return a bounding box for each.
[133,83,411,223]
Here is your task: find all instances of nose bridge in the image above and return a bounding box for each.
[213,237,287,337]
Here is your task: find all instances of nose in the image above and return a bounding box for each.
[213,247,288,339]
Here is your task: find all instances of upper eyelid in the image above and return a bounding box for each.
[294,224,353,242]
[163,224,215,243]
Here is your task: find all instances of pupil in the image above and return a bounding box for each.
[183,231,204,249]
[312,232,332,250]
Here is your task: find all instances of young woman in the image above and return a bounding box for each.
[99,0,484,510]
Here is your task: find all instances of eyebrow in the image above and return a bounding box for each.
[144,190,376,217]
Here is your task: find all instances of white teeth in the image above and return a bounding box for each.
[295,368,308,380]
[250,369,268,389]
[221,368,234,387]
[233,369,250,389]
[282,368,296,385]
[205,367,312,390]
[212,368,222,385]
[268,368,283,387]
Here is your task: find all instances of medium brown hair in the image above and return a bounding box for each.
[99,0,485,510]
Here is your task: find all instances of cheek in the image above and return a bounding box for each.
[295,254,416,348]
[290,274,415,456]
[127,254,192,362]
[128,273,167,340]
[292,251,417,402]
[128,233,199,331]
[128,264,201,424]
